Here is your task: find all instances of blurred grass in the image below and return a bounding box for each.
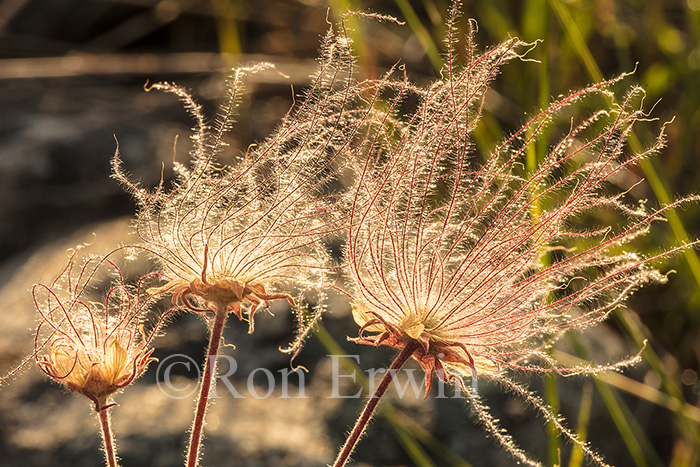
[546,2,700,466]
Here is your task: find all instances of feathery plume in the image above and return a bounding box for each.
[111,22,394,467]
[34,249,164,411]
[112,31,361,335]
[33,248,168,467]
[338,12,698,467]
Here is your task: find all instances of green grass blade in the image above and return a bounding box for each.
[569,334,664,467]
[393,0,443,73]
[520,5,562,463]
[549,0,700,290]
[616,310,700,447]
[544,374,560,467]
[549,3,700,463]
[568,383,593,467]
[393,424,437,467]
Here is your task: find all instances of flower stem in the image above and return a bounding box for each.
[186,302,229,467]
[332,340,419,467]
[98,407,118,467]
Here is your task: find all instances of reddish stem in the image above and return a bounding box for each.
[186,302,229,467]
[332,340,419,467]
[98,406,118,467]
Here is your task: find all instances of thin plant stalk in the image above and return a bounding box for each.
[332,340,420,467]
[186,303,229,467]
[314,323,472,466]
[98,407,118,467]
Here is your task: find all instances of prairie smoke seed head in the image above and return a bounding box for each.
[114,29,371,344]
[347,44,691,388]
[34,251,164,411]
[343,13,699,466]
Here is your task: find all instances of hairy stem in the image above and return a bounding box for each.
[332,340,419,467]
[98,407,118,467]
[186,302,229,467]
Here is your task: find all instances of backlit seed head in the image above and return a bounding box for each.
[112,27,374,345]
[34,250,164,411]
[344,9,698,466]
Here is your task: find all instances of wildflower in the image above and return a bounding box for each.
[337,11,698,467]
[112,47,361,334]
[33,248,168,467]
[112,23,386,467]
[34,250,163,411]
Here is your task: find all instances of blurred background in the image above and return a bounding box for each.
[1,0,699,466]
